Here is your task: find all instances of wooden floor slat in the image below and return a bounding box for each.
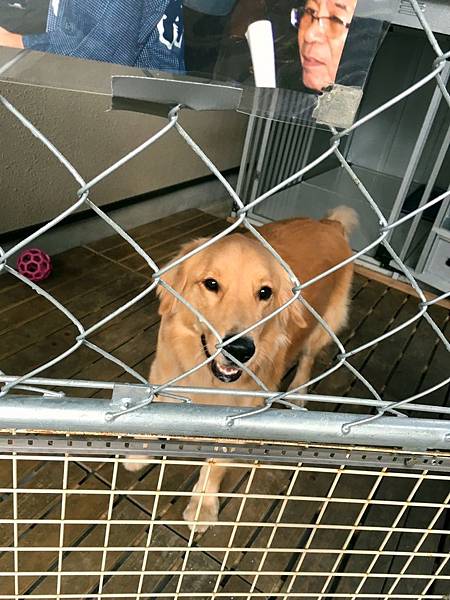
[103,211,218,263]
[123,218,226,272]
[383,304,449,404]
[311,280,399,405]
[0,247,118,320]
[87,208,207,254]
[347,294,420,405]
[416,318,450,410]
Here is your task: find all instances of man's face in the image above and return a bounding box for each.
[298,0,356,92]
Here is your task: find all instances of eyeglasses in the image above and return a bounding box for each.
[291,6,351,38]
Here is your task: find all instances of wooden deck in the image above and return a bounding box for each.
[0,209,449,598]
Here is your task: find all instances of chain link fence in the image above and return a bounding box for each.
[0,0,449,597]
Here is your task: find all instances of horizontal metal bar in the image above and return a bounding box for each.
[0,435,448,471]
[0,570,448,579]
[1,487,448,507]
[1,376,449,417]
[0,546,446,557]
[0,375,116,390]
[2,452,448,480]
[0,518,445,534]
[0,396,449,451]
[0,594,444,599]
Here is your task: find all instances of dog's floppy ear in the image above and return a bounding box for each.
[287,296,307,328]
[156,237,210,316]
[278,276,307,329]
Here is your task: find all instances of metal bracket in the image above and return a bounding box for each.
[111,75,243,117]
[106,383,154,422]
[313,84,363,129]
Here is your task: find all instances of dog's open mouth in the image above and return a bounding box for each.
[201,335,242,383]
[211,360,242,383]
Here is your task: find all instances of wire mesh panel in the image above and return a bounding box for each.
[0,441,448,599]
[0,0,450,596]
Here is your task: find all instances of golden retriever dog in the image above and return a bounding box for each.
[124,206,357,531]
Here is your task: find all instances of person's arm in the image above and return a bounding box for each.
[0,26,24,48]
[21,0,144,66]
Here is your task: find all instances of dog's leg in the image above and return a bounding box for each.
[291,352,316,396]
[123,455,148,472]
[183,460,228,533]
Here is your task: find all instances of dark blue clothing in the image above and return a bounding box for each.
[183,0,236,16]
[22,0,184,71]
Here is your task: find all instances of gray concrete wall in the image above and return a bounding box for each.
[0,50,248,234]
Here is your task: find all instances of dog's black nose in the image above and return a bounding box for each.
[223,334,255,364]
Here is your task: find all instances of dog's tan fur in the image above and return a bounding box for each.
[125,207,357,530]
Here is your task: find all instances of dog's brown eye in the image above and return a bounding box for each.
[258,286,272,300]
[203,278,219,292]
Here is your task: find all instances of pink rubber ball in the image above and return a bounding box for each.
[16,248,52,282]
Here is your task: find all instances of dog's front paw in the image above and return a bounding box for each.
[183,496,219,533]
[123,455,147,472]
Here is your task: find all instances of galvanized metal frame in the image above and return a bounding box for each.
[0,395,449,451]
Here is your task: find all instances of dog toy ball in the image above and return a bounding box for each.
[16,248,52,282]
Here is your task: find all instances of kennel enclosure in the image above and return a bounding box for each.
[0,0,449,597]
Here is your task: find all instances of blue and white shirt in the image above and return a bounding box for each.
[22,0,184,71]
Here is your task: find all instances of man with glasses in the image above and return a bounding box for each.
[291,0,357,92]
[212,0,363,95]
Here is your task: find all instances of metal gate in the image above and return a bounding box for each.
[0,0,449,597]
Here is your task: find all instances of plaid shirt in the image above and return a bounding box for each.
[22,0,184,71]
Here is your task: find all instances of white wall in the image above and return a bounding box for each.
[0,50,248,234]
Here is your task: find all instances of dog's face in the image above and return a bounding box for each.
[157,234,306,383]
